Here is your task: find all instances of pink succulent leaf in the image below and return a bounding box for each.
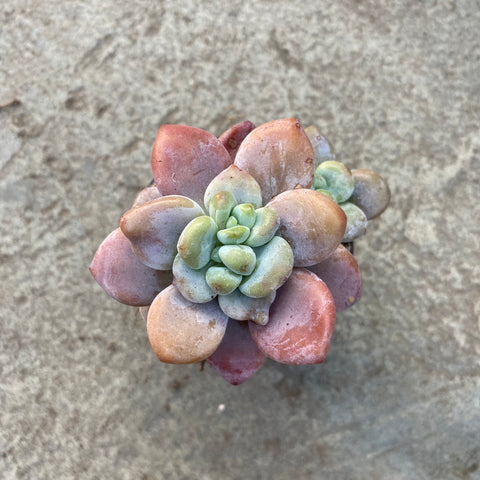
[207,320,265,385]
[249,268,336,365]
[234,118,315,204]
[89,228,172,307]
[131,185,162,208]
[151,125,232,208]
[218,120,256,161]
[304,125,335,166]
[308,244,362,312]
[147,286,228,364]
[120,195,204,270]
[267,189,346,267]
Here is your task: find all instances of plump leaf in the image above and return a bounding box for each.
[176,215,218,269]
[152,125,232,207]
[120,196,204,270]
[218,245,256,276]
[245,207,279,247]
[234,118,315,204]
[90,228,172,306]
[207,320,265,385]
[217,225,250,245]
[147,286,228,364]
[267,189,346,267]
[131,185,162,207]
[218,289,276,325]
[205,266,242,296]
[218,120,256,161]
[350,169,391,219]
[314,160,354,203]
[304,125,335,167]
[204,165,262,209]
[339,202,368,242]
[308,244,362,312]
[239,236,294,298]
[172,255,216,303]
[249,268,336,365]
[208,191,236,230]
[232,203,256,229]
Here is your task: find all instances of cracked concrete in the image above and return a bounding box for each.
[1,1,479,479]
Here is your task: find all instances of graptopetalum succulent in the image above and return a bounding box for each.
[90,118,390,385]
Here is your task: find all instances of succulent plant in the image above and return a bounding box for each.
[90,118,390,385]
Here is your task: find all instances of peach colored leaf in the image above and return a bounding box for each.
[249,268,335,365]
[147,286,228,364]
[267,189,346,267]
[152,125,232,208]
[234,118,314,204]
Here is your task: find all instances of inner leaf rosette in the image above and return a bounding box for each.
[173,182,294,320]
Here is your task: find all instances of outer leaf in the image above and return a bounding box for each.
[151,125,232,207]
[147,286,228,364]
[89,228,172,306]
[207,320,265,385]
[249,268,336,365]
[120,195,204,270]
[267,189,346,267]
[234,118,315,204]
[308,244,362,312]
[218,120,256,161]
[350,169,391,219]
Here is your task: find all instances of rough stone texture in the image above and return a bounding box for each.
[1,1,479,479]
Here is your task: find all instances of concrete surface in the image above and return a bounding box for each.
[1,1,479,479]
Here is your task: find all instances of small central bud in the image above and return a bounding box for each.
[210,246,222,263]
[218,245,256,276]
[217,225,250,245]
[232,203,256,229]
[225,216,238,228]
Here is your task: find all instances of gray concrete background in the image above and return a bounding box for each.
[1,1,479,479]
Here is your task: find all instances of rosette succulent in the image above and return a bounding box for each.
[90,118,390,385]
